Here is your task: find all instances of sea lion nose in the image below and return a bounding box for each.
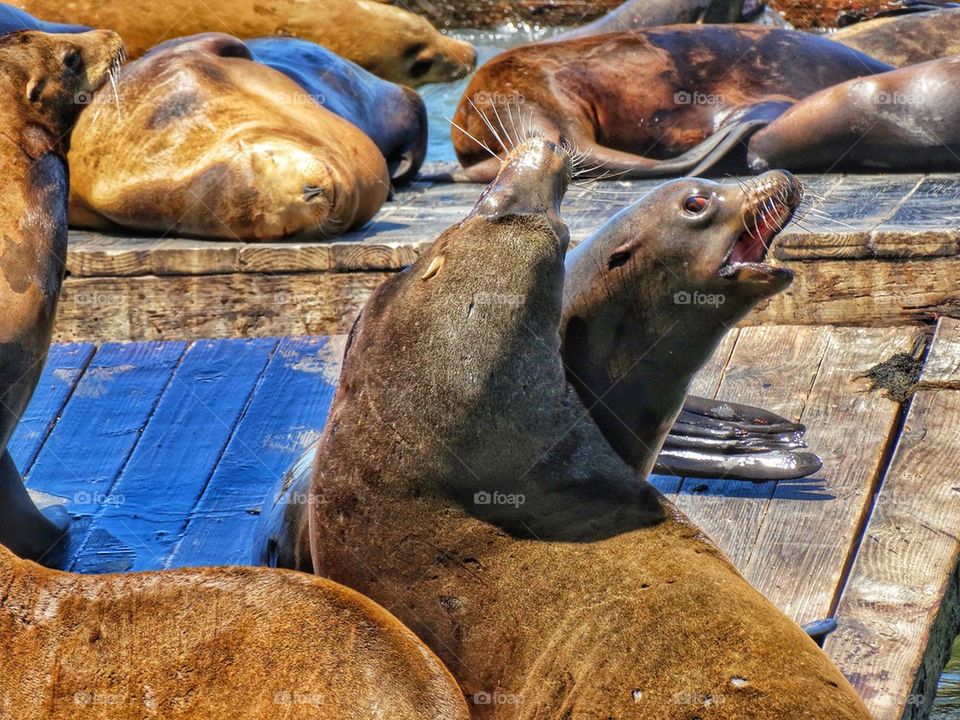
[471,138,571,232]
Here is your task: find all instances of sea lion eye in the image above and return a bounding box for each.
[683,195,710,214]
[64,49,84,74]
[410,56,435,79]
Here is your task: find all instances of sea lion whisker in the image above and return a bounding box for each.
[466,97,508,155]
[499,100,518,149]
[445,116,499,161]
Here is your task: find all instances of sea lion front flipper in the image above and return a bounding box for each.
[0,449,70,564]
[251,444,316,571]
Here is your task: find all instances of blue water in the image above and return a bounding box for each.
[417,29,960,713]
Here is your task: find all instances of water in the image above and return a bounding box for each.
[418,31,960,710]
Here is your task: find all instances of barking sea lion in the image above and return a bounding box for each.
[68,33,390,242]
[302,138,870,718]
[450,26,890,182]
[10,0,477,86]
[0,28,124,563]
[247,37,428,186]
[0,544,470,719]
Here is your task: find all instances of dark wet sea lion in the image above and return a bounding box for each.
[561,171,821,478]
[247,37,427,186]
[0,544,471,719]
[831,9,960,66]
[0,29,125,563]
[11,0,477,86]
[303,138,870,718]
[553,0,760,41]
[450,26,891,182]
[0,1,87,34]
[68,33,390,242]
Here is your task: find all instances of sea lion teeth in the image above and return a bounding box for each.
[421,255,444,280]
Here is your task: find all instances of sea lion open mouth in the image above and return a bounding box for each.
[719,170,802,278]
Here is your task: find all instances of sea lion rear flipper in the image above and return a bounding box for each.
[654,447,823,480]
[800,617,838,646]
[0,449,70,564]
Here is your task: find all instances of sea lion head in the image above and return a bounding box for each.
[357,1,476,86]
[0,29,124,151]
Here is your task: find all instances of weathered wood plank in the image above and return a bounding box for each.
[71,338,278,574]
[742,326,921,624]
[169,336,342,567]
[869,176,960,259]
[9,343,96,475]
[671,325,832,571]
[24,342,187,567]
[55,272,391,343]
[827,318,960,720]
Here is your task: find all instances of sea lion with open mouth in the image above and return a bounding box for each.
[247,37,428,186]
[301,138,870,718]
[0,28,124,563]
[10,0,477,86]
[0,544,471,719]
[67,33,390,242]
[449,26,890,182]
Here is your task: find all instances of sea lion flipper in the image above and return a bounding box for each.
[0,449,70,564]
[800,617,838,646]
[654,447,823,481]
[680,395,806,434]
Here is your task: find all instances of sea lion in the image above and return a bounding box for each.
[303,138,871,718]
[247,37,427,186]
[68,33,390,242]
[831,9,960,66]
[552,0,760,41]
[0,544,470,719]
[683,55,960,174]
[450,26,891,182]
[10,0,477,86]
[0,28,125,563]
[0,1,87,34]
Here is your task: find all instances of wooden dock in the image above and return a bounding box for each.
[57,173,960,342]
[18,320,960,720]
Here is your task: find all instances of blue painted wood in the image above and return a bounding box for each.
[72,338,279,574]
[9,343,96,474]
[25,341,187,568]
[169,336,340,568]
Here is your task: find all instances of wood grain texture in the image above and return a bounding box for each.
[827,318,960,720]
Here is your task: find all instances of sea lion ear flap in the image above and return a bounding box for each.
[25,75,43,103]
[206,34,253,60]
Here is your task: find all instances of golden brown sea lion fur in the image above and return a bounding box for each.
[0,28,124,562]
[830,9,960,66]
[68,33,390,242]
[305,138,871,718]
[0,544,470,719]
[10,0,476,86]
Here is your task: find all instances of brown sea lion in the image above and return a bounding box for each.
[0,28,124,563]
[0,1,88,34]
[449,26,891,182]
[10,0,477,86]
[831,9,960,66]
[303,138,870,718]
[68,33,390,242]
[0,544,470,719]
[552,0,760,41]
[247,37,427,186]
[682,55,960,174]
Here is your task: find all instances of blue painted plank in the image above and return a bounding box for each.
[72,338,278,574]
[25,341,187,567]
[170,336,341,568]
[10,343,96,474]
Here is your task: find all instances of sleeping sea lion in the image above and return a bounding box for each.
[68,33,390,242]
[247,37,427,186]
[0,544,470,719]
[450,26,891,182]
[552,0,760,41]
[303,138,871,718]
[0,28,124,563]
[683,55,960,174]
[830,8,960,66]
[10,0,477,86]
[0,1,87,34]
